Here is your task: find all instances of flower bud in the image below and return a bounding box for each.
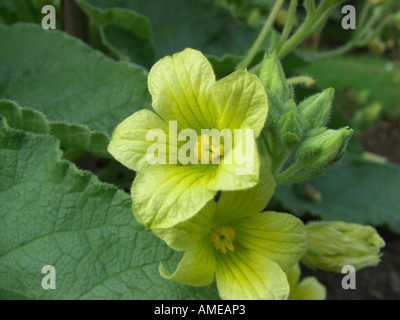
[298,88,334,129]
[277,110,302,146]
[295,127,353,173]
[259,51,291,104]
[302,222,385,273]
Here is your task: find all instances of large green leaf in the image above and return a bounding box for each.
[99,24,155,69]
[77,0,255,60]
[0,100,110,158]
[0,117,219,299]
[75,0,154,68]
[0,23,151,136]
[274,153,400,234]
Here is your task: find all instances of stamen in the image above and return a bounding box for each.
[194,134,225,163]
[209,226,235,254]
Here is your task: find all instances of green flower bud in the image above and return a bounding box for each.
[277,110,302,146]
[298,88,334,129]
[259,51,291,104]
[295,127,353,173]
[302,222,385,272]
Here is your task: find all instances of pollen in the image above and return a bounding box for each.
[194,134,225,163]
[209,226,235,254]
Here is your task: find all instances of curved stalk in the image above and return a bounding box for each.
[236,0,285,70]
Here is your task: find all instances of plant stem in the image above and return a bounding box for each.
[278,0,345,59]
[358,13,392,46]
[236,0,285,70]
[276,0,298,52]
[354,1,372,38]
[275,162,303,183]
[314,5,389,59]
[314,40,355,59]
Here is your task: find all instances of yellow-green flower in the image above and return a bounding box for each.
[287,264,326,300]
[153,164,308,300]
[302,221,385,272]
[108,48,269,229]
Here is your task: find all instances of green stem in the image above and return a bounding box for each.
[356,7,385,42]
[354,1,372,38]
[314,6,388,59]
[236,0,285,70]
[314,40,355,59]
[357,14,393,46]
[279,170,313,184]
[278,0,344,59]
[272,147,293,176]
[275,0,298,52]
[275,162,303,183]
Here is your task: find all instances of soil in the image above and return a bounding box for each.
[359,117,400,164]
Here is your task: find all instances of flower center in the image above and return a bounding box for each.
[194,134,224,163]
[209,226,235,254]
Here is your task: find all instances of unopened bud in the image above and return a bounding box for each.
[295,127,353,173]
[302,221,385,272]
[277,110,302,146]
[298,88,334,129]
[259,52,291,104]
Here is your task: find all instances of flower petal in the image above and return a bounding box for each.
[148,48,216,132]
[153,200,216,251]
[210,70,268,137]
[232,211,308,271]
[210,136,260,192]
[107,109,171,171]
[215,248,289,300]
[132,164,217,229]
[159,242,216,287]
[289,277,327,300]
[286,263,301,292]
[215,158,275,222]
